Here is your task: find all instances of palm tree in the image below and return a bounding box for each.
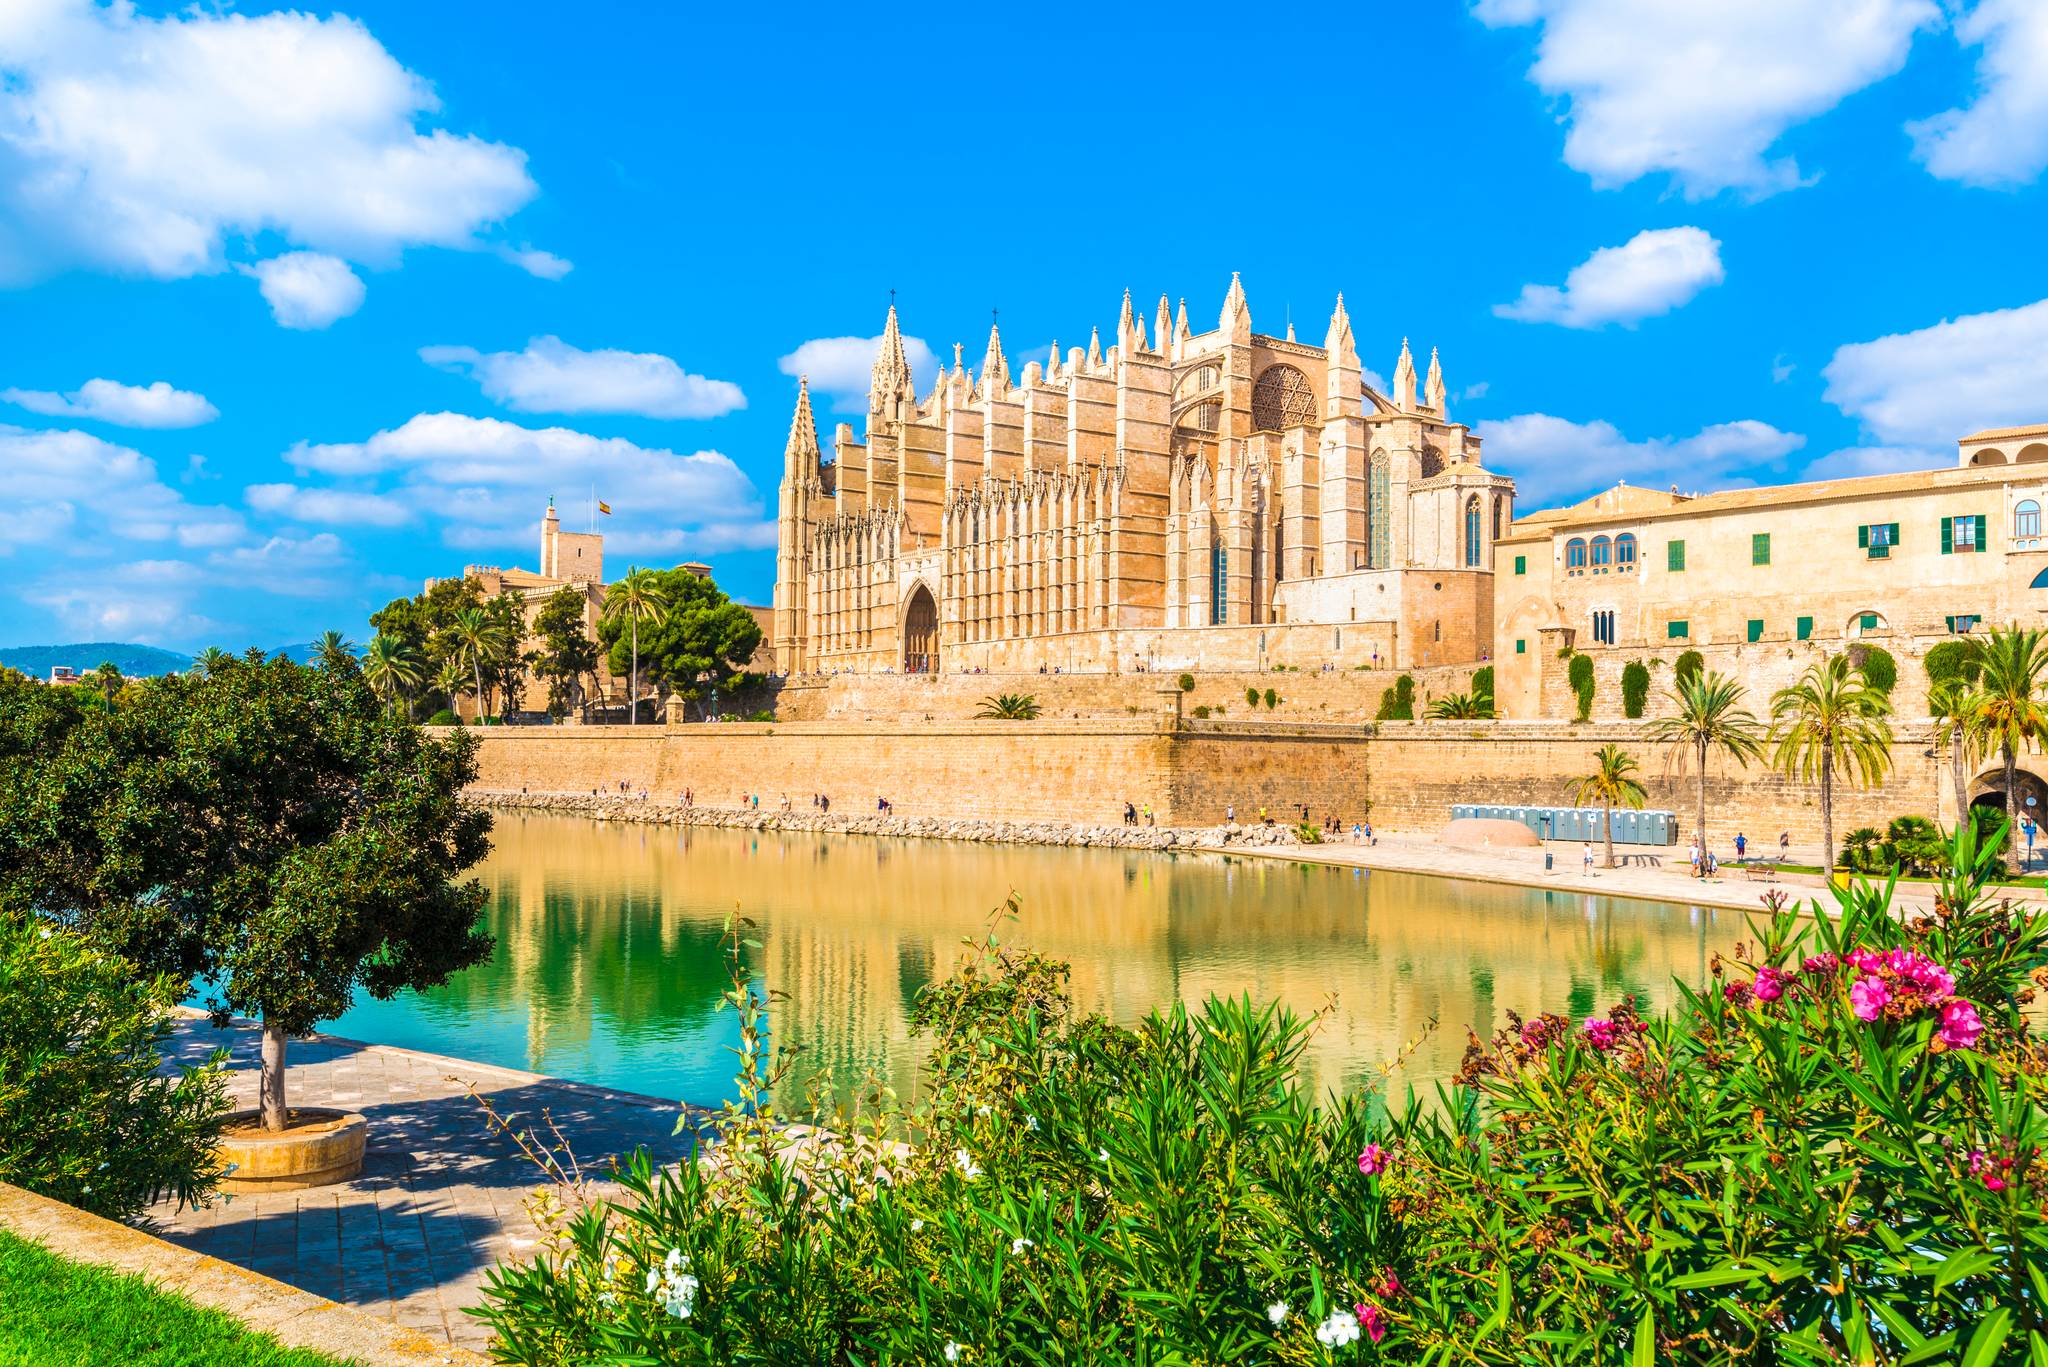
[312,630,356,672]
[1425,691,1494,719]
[192,646,234,677]
[604,566,670,725]
[976,693,1042,720]
[88,660,124,708]
[1928,675,1982,831]
[1642,669,1766,859]
[434,655,470,718]
[1968,624,2048,860]
[362,634,425,717]
[1770,654,1894,875]
[1567,743,1648,869]
[449,607,512,722]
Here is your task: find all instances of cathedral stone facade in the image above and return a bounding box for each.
[772,277,1513,677]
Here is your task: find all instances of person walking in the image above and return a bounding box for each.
[1582,842,1594,876]
[1226,803,1235,824]
[1779,830,1791,861]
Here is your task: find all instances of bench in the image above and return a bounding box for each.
[1741,861,1779,883]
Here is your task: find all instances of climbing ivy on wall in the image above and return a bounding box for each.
[1568,653,1595,722]
[1621,661,1651,719]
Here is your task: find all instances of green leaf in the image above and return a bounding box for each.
[1960,1307,2012,1367]
[1633,1306,1656,1367]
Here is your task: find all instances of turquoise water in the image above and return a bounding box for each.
[327,813,1737,1110]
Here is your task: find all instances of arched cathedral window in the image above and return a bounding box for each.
[1250,365,1317,431]
[1369,452,1390,569]
[1465,496,1483,567]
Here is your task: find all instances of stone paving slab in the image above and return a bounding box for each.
[148,1018,696,1353]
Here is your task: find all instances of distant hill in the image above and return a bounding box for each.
[0,642,196,678]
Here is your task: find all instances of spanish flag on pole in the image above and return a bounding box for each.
[597,500,612,515]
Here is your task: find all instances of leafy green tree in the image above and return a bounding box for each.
[597,568,761,722]
[531,588,599,719]
[1374,674,1416,721]
[362,633,426,718]
[88,660,124,708]
[1924,638,1982,692]
[976,693,1041,720]
[192,647,235,677]
[1969,624,2048,860]
[1568,743,1647,869]
[15,657,493,1132]
[311,630,355,672]
[1771,653,1894,873]
[602,566,670,724]
[1674,649,1704,687]
[1644,670,1767,856]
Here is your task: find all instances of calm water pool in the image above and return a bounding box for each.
[328,813,1738,1110]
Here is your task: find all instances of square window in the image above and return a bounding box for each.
[1514,554,1526,576]
[1752,532,1770,566]
[1747,619,1764,642]
[1667,539,1685,572]
[1797,615,1813,641]
[1667,620,1689,640]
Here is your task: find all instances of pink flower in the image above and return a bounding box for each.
[1752,968,1787,1003]
[1378,1270,1401,1298]
[1722,982,1752,1006]
[1582,1017,1622,1050]
[1849,976,1890,1022]
[1802,953,1840,976]
[1940,1000,1984,1050]
[1356,1302,1386,1344]
[1357,1143,1387,1177]
[1969,1150,2012,1192]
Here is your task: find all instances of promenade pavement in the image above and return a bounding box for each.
[146,1018,694,1352]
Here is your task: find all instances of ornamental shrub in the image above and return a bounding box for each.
[1263,687,1279,709]
[1375,674,1416,720]
[1177,673,1195,693]
[1621,660,1651,718]
[1675,649,1704,686]
[1854,643,1899,695]
[1842,826,1887,874]
[428,708,461,726]
[0,915,230,1221]
[1190,704,1210,719]
[1247,686,1261,708]
[1925,639,1982,689]
[1470,666,1494,705]
[1885,815,1951,877]
[477,822,2048,1363]
[1568,652,1595,721]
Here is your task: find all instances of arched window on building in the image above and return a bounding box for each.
[1566,538,1587,572]
[1615,532,1637,568]
[1465,496,1483,567]
[1369,452,1390,568]
[1209,535,1227,625]
[1250,365,1317,431]
[1590,535,1612,569]
[1492,495,1505,540]
[2017,500,2042,542]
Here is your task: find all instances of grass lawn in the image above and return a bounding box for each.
[0,1229,360,1367]
[1752,861,2048,888]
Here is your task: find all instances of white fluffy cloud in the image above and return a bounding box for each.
[243,252,366,330]
[1,424,244,550]
[1474,0,1939,197]
[1476,413,1806,507]
[496,245,574,280]
[246,483,413,528]
[421,336,745,419]
[0,0,546,319]
[20,559,222,644]
[1822,296,2048,446]
[1495,228,1725,329]
[1797,444,1945,480]
[283,412,769,555]
[1907,0,2048,187]
[2,377,217,427]
[779,333,941,412]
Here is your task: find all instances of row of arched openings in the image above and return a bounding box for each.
[1565,533,1638,571]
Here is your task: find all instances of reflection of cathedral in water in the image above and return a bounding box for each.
[437,816,1726,1108]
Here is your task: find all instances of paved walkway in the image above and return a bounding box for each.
[147,1019,694,1353]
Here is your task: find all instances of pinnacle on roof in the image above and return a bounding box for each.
[784,375,821,463]
[1393,337,1417,411]
[870,302,913,408]
[1424,346,1447,413]
[1154,295,1171,354]
[1219,271,1249,331]
[980,317,1009,393]
[1087,326,1102,369]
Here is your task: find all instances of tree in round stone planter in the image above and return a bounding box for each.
[21,650,494,1183]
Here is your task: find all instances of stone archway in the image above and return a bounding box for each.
[902,583,938,674]
[1969,763,2048,825]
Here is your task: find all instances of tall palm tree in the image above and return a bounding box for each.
[1567,743,1648,869]
[449,607,512,722]
[312,630,356,672]
[1928,675,1982,831]
[435,655,470,719]
[362,634,425,717]
[1968,624,2048,860]
[192,646,234,677]
[1770,654,1894,875]
[1642,670,1766,858]
[604,566,669,725]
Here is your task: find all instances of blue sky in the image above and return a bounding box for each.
[2,0,2045,651]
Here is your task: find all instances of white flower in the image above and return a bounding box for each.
[1024,1114,1040,1132]
[598,1289,619,1307]
[1315,1309,1361,1348]
[838,1196,852,1211]
[37,928,51,939]
[1010,1237,1033,1254]
[1267,1301,1289,1326]
[954,1149,982,1181]
[943,1342,962,1363]
[1097,1148,1110,1163]
[975,1104,992,1118]
[911,1219,926,1233]
[644,1268,660,1294]
[664,1247,687,1273]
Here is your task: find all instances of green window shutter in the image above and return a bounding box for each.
[1515,639,1526,655]
[1858,524,1869,549]
[1747,619,1764,642]
[1514,554,1526,575]
[1797,615,1813,641]
[1668,539,1685,571]
[1889,522,1900,544]
[1752,532,1770,565]
[1861,612,1878,631]
[1976,513,1987,550]
[1942,518,1953,554]
[1667,620,1688,640]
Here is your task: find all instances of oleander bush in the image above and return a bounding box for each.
[0,915,230,1221]
[478,824,2048,1365]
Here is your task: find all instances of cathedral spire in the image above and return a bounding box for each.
[1087,325,1102,370]
[1393,337,1418,412]
[1117,288,1139,354]
[1220,271,1251,342]
[1154,295,1171,355]
[870,302,911,414]
[980,316,1009,397]
[1424,346,1447,415]
[784,375,820,471]
[1324,293,1357,365]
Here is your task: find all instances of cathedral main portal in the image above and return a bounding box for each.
[903,584,937,674]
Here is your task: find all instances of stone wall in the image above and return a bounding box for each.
[461,714,1955,844]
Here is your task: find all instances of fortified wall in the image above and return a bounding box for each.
[462,717,1948,843]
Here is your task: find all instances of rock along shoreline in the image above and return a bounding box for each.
[471,790,1317,853]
